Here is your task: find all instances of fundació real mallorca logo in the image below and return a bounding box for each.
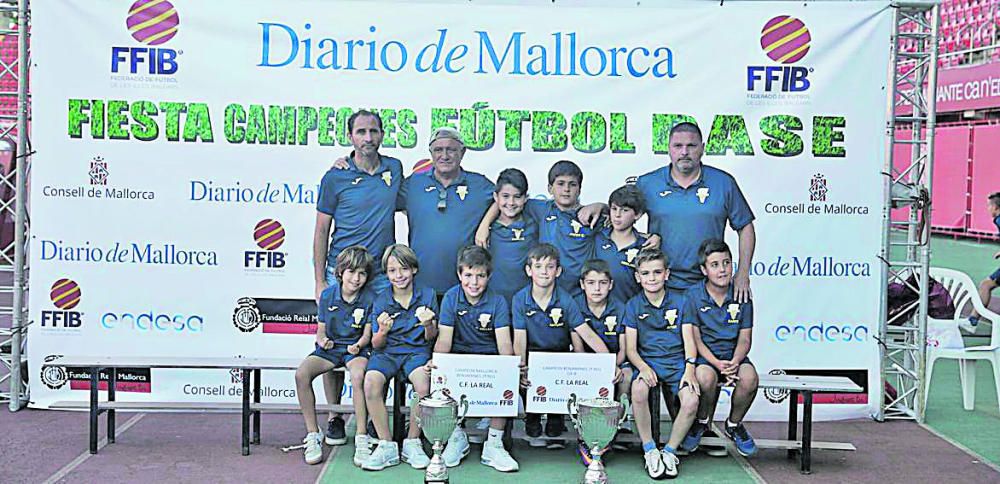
[747,15,813,94]
[112,0,182,76]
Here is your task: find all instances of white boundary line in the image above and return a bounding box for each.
[313,415,352,484]
[42,413,146,484]
[919,422,1000,475]
[710,423,767,484]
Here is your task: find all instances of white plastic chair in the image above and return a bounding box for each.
[925,267,1000,413]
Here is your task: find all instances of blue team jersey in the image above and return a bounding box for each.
[575,295,625,354]
[512,285,584,351]
[994,214,1000,235]
[524,199,597,296]
[623,291,689,362]
[684,282,753,358]
[370,285,439,352]
[594,227,647,304]
[439,285,511,355]
[489,217,538,303]
[399,169,495,294]
[316,155,403,273]
[317,285,375,345]
[635,164,754,291]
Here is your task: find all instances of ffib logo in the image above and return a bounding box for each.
[111,0,181,75]
[41,279,83,329]
[244,219,286,269]
[747,16,812,93]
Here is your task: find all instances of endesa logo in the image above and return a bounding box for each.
[747,16,812,93]
[774,323,869,343]
[244,219,287,270]
[100,310,203,333]
[112,0,181,75]
[41,279,83,332]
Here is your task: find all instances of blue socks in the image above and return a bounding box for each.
[642,441,657,453]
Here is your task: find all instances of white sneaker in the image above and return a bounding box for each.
[353,434,373,467]
[303,432,324,465]
[442,427,470,467]
[481,438,519,472]
[361,440,400,471]
[469,417,490,444]
[401,438,431,469]
[661,449,679,478]
[644,448,666,479]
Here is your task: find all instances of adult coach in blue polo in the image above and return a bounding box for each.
[634,122,756,302]
[399,127,495,297]
[314,110,401,300]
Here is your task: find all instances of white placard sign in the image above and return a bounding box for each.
[431,353,520,417]
[526,352,615,414]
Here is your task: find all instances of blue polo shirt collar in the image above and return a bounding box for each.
[663,164,706,190]
[692,281,735,308]
[599,226,644,251]
[457,288,490,309]
[424,168,469,189]
[346,152,390,174]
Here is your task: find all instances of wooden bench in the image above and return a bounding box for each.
[649,373,862,474]
[43,356,408,456]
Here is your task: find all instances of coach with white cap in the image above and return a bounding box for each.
[397,127,496,297]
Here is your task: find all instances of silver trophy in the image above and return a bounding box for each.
[567,393,630,484]
[412,389,469,484]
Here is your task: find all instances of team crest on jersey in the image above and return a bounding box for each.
[511,228,525,241]
[381,171,393,186]
[478,313,492,329]
[727,303,740,324]
[352,308,366,328]
[664,309,678,328]
[624,248,640,267]
[604,316,618,334]
[569,220,586,238]
[549,307,564,327]
[696,187,710,203]
[456,185,468,201]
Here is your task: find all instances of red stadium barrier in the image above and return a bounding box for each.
[970,124,1000,235]
[930,126,972,230]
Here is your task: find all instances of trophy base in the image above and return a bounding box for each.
[425,451,449,484]
[581,459,609,484]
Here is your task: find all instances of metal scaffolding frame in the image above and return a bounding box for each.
[878,1,939,422]
[0,0,28,411]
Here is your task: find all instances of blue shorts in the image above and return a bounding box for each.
[990,267,1000,284]
[696,355,754,382]
[632,357,685,395]
[310,343,370,368]
[325,265,391,295]
[367,350,431,380]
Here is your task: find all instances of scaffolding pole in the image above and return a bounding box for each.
[0,0,28,411]
[878,1,939,422]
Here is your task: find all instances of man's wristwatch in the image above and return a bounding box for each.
[685,357,697,366]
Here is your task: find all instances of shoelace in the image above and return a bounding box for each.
[282,435,320,453]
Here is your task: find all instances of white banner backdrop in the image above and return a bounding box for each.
[28,0,891,420]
